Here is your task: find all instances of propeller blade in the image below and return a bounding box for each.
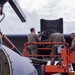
[8,0,26,22]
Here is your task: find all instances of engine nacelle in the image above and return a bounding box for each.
[0,45,38,75]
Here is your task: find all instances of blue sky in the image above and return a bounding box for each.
[0,0,75,34]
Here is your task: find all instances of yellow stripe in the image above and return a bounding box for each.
[1,34,4,38]
[11,46,15,50]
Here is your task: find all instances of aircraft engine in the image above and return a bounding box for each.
[0,45,38,75]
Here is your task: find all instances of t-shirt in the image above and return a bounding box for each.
[72,38,75,50]
[28,33,39,42]
[50,33,65,42]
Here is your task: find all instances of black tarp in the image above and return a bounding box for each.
[40,18,63,33]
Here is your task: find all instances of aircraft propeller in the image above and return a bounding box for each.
[0,0,26,22]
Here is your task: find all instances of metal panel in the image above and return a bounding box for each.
[40,18,63,33]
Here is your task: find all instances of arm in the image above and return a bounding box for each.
[35,34,41,42]
[68,42,75,51]
[49,34,52,42]
[62,35,66,43]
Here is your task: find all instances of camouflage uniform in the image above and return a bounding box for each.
[28,33,43,75]
[27,33,39,56]
[72,38,75,50]
[50,32,65,65]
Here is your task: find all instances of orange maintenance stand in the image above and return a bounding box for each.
[23,42,75,75]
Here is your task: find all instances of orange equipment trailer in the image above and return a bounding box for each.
[23,42,75,75]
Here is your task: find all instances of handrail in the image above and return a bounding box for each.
[25,54,61,57]
[23,42,68,57]
[24,42,68,46]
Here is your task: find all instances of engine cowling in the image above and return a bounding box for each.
[0,45,38,75]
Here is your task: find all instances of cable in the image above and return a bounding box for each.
[0,13,5,22]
